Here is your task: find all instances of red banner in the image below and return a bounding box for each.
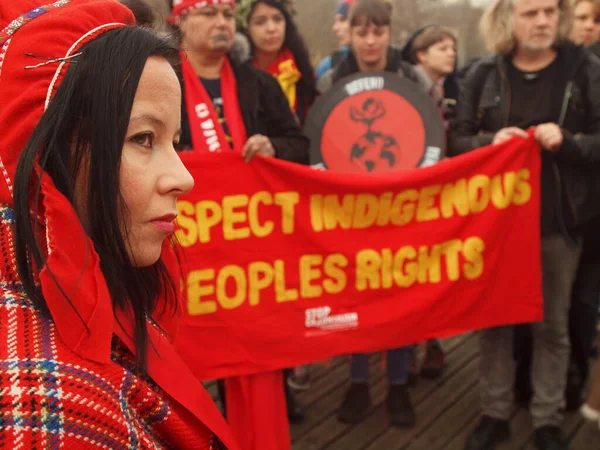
[174,136,543,381]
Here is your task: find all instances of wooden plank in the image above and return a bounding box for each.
[403,381,480,450]
[521,412,584,450]
[443,411,484,450]
[299,357,347,386]
[363,342,479,450]
[292,353,384,442]
[292,333,473,449]
[292,358,387,448]
[569,419,599,450]
[497,408,532,450]
[294,355,378,411]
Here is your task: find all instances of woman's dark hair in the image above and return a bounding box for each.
[246,0,317,98]
[119,0,156,27]
[14,26,180,372]
[349,0,392,28]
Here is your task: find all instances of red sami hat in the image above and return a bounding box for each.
[0,0,134,207]
[0,0,134,362]
[171,0,235,18]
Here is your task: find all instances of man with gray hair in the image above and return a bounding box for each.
[449,0,600,449]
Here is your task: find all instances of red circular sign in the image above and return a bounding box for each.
[321,90,426,173]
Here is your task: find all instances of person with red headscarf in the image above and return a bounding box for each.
[0,1,237,448]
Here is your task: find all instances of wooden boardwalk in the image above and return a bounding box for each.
[206,333,600,449]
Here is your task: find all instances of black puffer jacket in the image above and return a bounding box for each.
[180,54,309,165]
[449,42,600,232]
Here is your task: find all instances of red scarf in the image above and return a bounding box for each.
[181,54,247,152]
[255,48,302,113]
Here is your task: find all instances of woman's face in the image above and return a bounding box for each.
[571,1,598,46]
[418,37,457,78]
[351,22,391,69]
[119,56,194,267]
[332,13,351,47]
[247,2,286,55]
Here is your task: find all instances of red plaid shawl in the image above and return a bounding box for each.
[0,207,225,450]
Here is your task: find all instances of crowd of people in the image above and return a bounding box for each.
[0,0,600,449]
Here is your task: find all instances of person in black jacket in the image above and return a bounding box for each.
[449,1,600,449]
[173,0,309,164]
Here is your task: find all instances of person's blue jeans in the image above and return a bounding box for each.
[350,347,409,386]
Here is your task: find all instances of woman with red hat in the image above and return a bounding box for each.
[0,1,237,448]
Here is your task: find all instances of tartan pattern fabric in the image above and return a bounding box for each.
[0,206,224,449]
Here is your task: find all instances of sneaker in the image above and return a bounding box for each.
[533,426,568,450]
[287,365,311,391]
[337,383,371,424]
[420,340,446,379]
[407,346,419,386]
[387,385,416,427]
[465,416,510,450]
[581,403,600,422]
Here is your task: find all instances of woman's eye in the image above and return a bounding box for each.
[131,132,154,149]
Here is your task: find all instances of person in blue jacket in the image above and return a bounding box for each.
[315,0,353,81]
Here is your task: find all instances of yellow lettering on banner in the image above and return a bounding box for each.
[274,192,299,234]
[299,255,323,298]
[323,195,354,230]
[248,192,274,237]
[468,175,490,213]
[353,194,379,228]
[490,173,515,210]
[187,269,217,315]
[223,195,250,240]
[463,237,485,280]
[196,200,222,243]
[417,244,443,284]
[355,249,382,291]
[390,190,418,226]
[440,179,470,218]
[274,260,299,302]
[393,246,418,287]
[175,201,198,248]
[381,248,393,289]
[323,254,349,294]
[416,185,441,221]
[441,239,463,281]
[376,192,394,226]
[216,265,247,309]
[513,169,532,205]
[310,195,324,232]
[248,261,274,306]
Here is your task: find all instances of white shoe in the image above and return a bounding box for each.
[580,403,600,422]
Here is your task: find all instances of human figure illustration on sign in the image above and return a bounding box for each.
[349,98,400,172]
